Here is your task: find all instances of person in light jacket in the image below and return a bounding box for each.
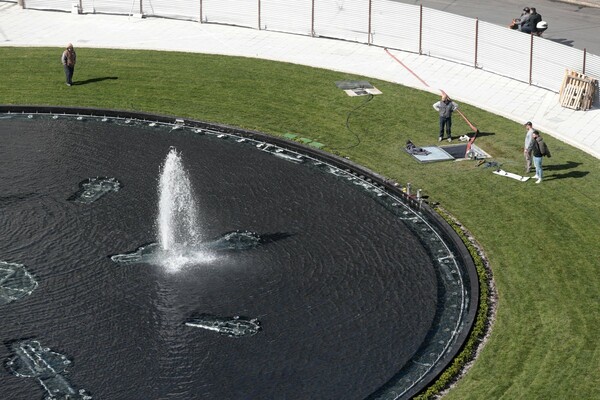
[523,121,534,173]
[433,94,458,142]
[61,43,77,86]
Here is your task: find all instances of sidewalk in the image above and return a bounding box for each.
[561,0,600,8]
[1,4,599,159]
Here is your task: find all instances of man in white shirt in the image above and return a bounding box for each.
[523,121,534,173]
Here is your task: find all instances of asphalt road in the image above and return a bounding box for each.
[394,0,600,55]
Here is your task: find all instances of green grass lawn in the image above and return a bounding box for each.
[2,47,599,399]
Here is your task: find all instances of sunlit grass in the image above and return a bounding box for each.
[2,46,599,399]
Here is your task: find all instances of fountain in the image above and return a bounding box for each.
[0,112,478,400]
[157,148,201,251]
[110,148,218,271]
[110,148,271,271]
[151,147,217,272]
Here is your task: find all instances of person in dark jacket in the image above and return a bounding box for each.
[527,130,550,183]
[529,8,542,34]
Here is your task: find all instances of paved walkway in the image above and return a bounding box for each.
[562,0,600,8]
[1,4,599,159]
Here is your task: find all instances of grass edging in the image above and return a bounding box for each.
[414,206,497,399]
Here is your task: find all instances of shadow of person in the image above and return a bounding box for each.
[73,77,118,86]
[545,170,589,181]
[543,160,582,172]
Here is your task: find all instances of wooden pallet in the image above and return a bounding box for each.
[559,69,597,111]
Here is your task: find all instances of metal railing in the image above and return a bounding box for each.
[19,0,600,94]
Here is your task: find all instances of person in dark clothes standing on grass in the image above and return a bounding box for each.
[61,43,76,86]
[527,130,551,184]
[433,94,458,142]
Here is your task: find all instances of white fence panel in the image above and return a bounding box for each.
[585,53,600,104]
[83,0,137,15]
[477,22,530,84]
[532,37,584,90]
[585,52,600,82]
[371,0,419,53]
[585,53,600,80]
[202,0,257,28]
[144,0,199,21]
[421,8,476,65]
[313,0,369,43]
[18,0,598,95]
[24,0,71,12]
[260,0,312,35]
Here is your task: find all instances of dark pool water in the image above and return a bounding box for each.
[0,115,441,399]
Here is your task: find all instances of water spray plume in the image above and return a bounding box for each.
[158,148,201,251]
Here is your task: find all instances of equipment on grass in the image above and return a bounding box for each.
[493,169,530,182]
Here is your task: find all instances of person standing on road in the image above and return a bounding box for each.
[523,121,534,173]
[61,43,77,86]
[433,94,458,142]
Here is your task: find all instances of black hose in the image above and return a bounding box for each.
[331,93,374,151]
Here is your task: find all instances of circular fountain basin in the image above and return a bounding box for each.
[0,109,478,400]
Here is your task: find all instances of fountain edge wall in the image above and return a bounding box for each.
[0,104,480,398]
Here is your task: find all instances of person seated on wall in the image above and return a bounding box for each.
[509,7,530,29]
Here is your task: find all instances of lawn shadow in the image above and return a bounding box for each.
[73,77,118,86]
[545,170,589,181]
[543,160,582,172]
